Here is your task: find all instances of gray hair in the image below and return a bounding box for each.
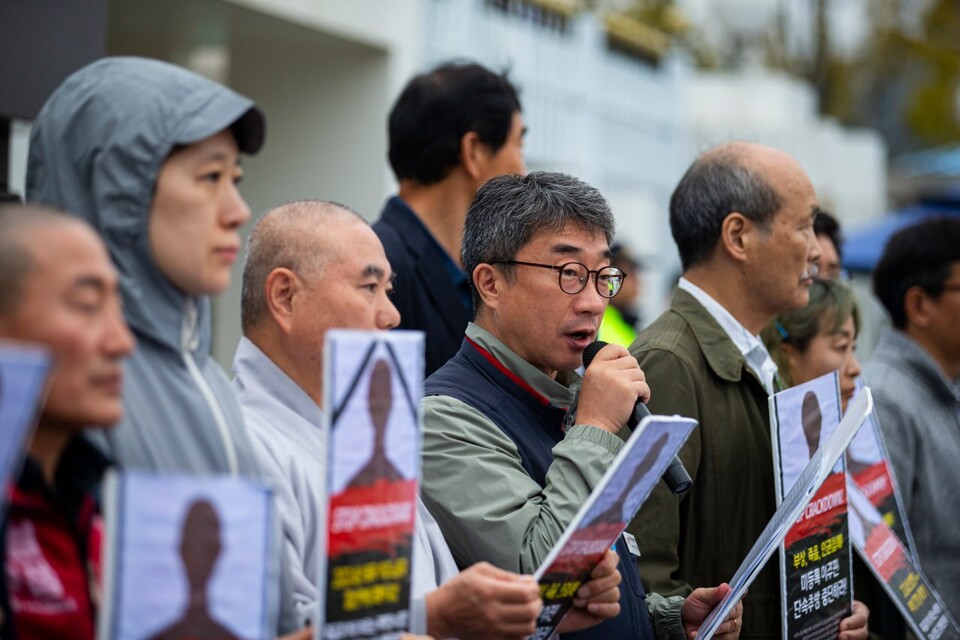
[462,171,615,311]
[669,142,784,271]
[0,204,75,315]
[240,200,365,331]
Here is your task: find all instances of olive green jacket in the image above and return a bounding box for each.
[626,288,780,639]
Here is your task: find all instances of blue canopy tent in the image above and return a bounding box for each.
[842,198,960,274]
[844,146,960,272]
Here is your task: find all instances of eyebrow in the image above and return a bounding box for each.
[199,150,242,167]
[70,275,109,292]
[361,264,386,279]
[549,243,582,256]
[548,243,613,261]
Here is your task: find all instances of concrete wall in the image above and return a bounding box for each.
[422,1,692,321]
[688,68,888,226]
[6,120,31,198]
[105,0,424,365]
[10,0,890,361]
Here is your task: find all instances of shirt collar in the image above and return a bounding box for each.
[232,336,324,431]
[465,322,579,408]
[678,278,778,394]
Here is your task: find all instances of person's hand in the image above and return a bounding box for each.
[838,600,869,640]
[556,548,622,633]
[425,561,541,640]
[577,343,650,434]
[681,584,743,640]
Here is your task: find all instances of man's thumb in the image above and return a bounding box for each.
[705,583,731,604]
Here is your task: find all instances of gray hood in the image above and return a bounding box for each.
[23,59,302,634]
[26,56,265,355]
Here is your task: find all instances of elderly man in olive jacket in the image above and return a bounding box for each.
[626,142,870,640]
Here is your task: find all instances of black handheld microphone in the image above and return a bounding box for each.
[582,340,693,495]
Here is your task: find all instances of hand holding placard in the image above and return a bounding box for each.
[695,388,873,640]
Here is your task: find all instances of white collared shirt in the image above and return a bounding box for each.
[678,278,779,394]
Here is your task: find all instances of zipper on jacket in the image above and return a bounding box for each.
[181,299,239,475]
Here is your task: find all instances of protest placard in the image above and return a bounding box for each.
[847,482,959,640]
[771,371,853,640]
[0,342,50,519]
[696,388,872,640]
[317,330,423,640]
[845,379,916,554]
[530,415,696,639]
[99,472,278,640]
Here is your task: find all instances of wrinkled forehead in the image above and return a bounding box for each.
[754,150,816,204]
[330,220,392,274]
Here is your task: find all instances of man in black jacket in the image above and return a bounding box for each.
[373,61,526,376]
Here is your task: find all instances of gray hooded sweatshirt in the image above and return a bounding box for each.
[26,56,299,633]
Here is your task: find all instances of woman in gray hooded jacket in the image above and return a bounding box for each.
[25,56,302,634]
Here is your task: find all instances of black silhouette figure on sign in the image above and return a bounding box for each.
[347,359,404,488]
[148,499,246,640]
[801,391,823,460]
[588,433,670,526]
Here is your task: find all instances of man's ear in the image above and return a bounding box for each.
[719,212,753,264]
[264,268,300,334]
[473,263,502,311]
[903,285,933,330]
[459,131,485,182]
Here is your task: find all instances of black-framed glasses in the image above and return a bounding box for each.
[492,260,626,298]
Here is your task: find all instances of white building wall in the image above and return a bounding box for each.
[422,0,692,316]
[101,0,429,363]
[9,0,890,361]
[688,68,887,226]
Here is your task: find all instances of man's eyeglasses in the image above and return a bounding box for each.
[492,260,626,298]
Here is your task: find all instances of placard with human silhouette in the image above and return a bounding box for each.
[845,379,916,555]
[697,389,873,640]
[847,481,960,640]
[771,371,853,640]
[530,415,696,639]
[98,472,278,640]
[318,330,424,640]
[0,342,51,520]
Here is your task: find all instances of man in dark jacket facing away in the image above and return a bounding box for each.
[373,61,526,376]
